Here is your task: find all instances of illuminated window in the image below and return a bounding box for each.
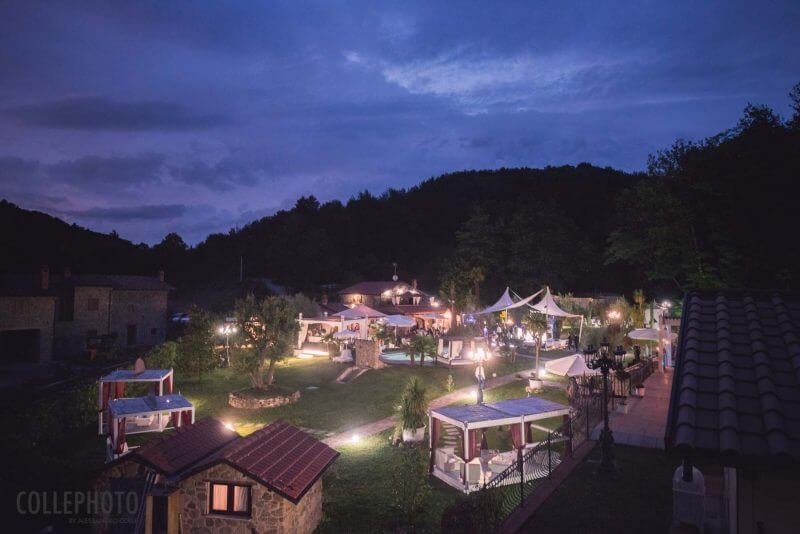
[208,483,251,516]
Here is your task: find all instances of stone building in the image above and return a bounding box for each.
[0,270,57,363]
[0,266,172,363]
[95,418,337,534]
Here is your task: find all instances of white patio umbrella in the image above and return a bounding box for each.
[333,330,360,339]
[382,315,416,327]
[628,328,677,341]
[544,354,599,377]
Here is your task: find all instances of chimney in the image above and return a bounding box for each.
[64,266,71,279]
[321,294,328,305]
[157,270,165,282]
[40,265,49,291]
[412,278,418,289]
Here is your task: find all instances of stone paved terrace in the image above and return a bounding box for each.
[592,368,673,449]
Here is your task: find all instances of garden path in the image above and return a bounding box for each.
[323,366,564,448]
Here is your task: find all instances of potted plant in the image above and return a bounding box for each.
[634,383,646,397]
[528,372,543,390]
[399,377,428,442]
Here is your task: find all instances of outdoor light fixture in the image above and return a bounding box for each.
[584,338,626,473]
[224,421,235,431]
[350,433,361,444]
[472,348,489,404]
[218,324,237,366]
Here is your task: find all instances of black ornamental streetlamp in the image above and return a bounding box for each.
[584,338,626,473]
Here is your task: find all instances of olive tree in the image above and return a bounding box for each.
[232,294,298,389]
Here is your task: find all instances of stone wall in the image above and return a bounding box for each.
[52,287,168,359]
[109,290,168,353]
[354,339,384,369]
[0,295,56,362]
[228,389,301,409]
[54,286,112,358]
[180,463,324,534]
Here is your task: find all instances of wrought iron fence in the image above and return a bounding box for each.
[472,358,658,526]
[480,417,572,519]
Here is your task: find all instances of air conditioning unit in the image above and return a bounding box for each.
[673,465,705,531]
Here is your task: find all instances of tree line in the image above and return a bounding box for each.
[3,82,798,303]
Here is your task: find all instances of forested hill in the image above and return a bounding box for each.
[0,164,639,294]
[3,84,800,301]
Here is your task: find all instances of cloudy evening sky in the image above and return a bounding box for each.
[1,1,799,244]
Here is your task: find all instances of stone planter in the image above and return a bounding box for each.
[402,427,426,443]
[634,386,646,397]
[618,402,630,414]
[228,389,301,409]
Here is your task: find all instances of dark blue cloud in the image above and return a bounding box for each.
[4,96,229,131]
[0,0,798,244]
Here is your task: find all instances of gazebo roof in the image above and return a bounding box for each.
[431,396,569,428]
[101,369,172,382]
[333,304,386,319]
[108,394,193,417]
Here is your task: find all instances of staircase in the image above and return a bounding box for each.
[335,366,370,384]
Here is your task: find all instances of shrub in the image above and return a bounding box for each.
[145,341,180,369]
[446,374,455,393]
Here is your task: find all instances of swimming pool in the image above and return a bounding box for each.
[379,350,473,366]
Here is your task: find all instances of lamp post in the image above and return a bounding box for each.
[218,324,237,366]
[471,347,490,404]
[583,339,626,473]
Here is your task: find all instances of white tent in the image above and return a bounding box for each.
[628,328,677,341]
[545,354,599,377]
[474,287,543,315]
[333,304,386,319]
[529,287,585,342]
[382,314,416,327]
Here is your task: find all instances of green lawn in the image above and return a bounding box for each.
[177,355,537,435]
[523,444,676,533]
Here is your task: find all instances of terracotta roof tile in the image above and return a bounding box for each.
[666,290,800,465]
[133,418,239,475]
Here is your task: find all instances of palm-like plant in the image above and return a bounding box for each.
[399,377,428,430]
[405,336,437,366]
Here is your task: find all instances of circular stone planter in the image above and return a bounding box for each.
[228,389,301,409]
[402,427,426,443]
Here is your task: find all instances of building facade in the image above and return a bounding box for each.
[0,267,172,363]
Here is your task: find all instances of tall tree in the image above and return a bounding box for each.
[232,294,298,389]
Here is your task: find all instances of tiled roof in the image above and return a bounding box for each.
[214,420,339,503]
[133,418,239,476]
[0,272,173,295]
[338,280,412,295]
[375,304,439,315]
[665,290,800,466]
[0,273,55,296]
[54,274,174,291]
[106,418,339,503]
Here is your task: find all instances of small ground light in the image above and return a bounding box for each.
[223,422,235,431]
[469,390,478,400]
[350,433,361,444]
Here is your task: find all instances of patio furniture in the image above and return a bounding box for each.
[465,458,483,485]
[134,414,155,427]
[488,450,517,473]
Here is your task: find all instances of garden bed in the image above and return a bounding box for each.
[228,385,301,409]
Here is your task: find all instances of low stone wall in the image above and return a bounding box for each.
[229,389,301,409]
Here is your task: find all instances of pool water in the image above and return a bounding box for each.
[379,349,473,366]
